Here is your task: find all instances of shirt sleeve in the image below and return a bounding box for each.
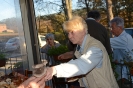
[40,46,49,53]
[55,47,103,78]
[110,37,128,49]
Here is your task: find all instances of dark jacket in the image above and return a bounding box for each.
[85,19,112,55]
[67,19,112,55]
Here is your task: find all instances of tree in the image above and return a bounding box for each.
[64,0,72,20]
[111,0,133,27]
[60,0,72,20]
[105,0,114,23]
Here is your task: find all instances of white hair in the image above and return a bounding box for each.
[109,17,124,29]
[45,33,55,40]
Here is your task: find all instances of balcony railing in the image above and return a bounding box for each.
[0,54,28,75]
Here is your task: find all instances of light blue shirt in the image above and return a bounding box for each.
[55,35,103,78]
[110,31,133,80]
[110,31,133,63]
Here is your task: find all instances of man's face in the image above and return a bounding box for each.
[110,22,121,36]
[46,37,54,45]
[67,29,86,45]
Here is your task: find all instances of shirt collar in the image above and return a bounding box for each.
[87,17,95,20]
[78,35,87,52]
[118,30,126,37]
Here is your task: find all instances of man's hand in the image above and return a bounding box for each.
[42,41,48,49]
[44,67,57,81]
[58,51,74,60]
[18,76,46,88]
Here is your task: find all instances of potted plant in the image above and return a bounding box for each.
[0,52,7,67]
[47,45,70,62]
[123,49,133,75]
[8,61,24,74]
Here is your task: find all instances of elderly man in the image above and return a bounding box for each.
[18,16,118,88]
[59,10,112,60]
[110,17,133,82]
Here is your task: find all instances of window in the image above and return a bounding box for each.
[0,0,30,74]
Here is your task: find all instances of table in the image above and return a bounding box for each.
[0,72,51,88]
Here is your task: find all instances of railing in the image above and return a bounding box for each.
[40,52,47,62]
[1,52,48,75]
[112,62,133,88]
[0,54,28,75]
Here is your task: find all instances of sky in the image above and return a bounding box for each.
[34,0,80,17]
[0,0,15,21]
[0,0,80,21]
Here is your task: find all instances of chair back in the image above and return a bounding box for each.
[131,67,133,76]
[70,86,85,88]
[24,69,33,77]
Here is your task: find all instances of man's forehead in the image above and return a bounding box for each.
[46,37,53,39]
[67,29,79,33]
[111,22,117,25]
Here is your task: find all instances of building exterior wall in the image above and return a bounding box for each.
[0,24,7,33]
[0,24,14,33]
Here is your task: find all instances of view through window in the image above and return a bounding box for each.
[0,0,28,75]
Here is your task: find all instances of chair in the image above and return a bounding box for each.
[130,67,133,76]
[52,75,85,88]
[45,86,51,88]
[128,67,133,88]
[24,69,33,77]
[70,86,85,88]
[52,76,69,88]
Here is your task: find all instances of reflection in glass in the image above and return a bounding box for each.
[0,0,29,75]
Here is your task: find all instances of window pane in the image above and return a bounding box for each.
[0,0,29,75]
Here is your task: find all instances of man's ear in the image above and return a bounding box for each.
[118,26,123,31]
